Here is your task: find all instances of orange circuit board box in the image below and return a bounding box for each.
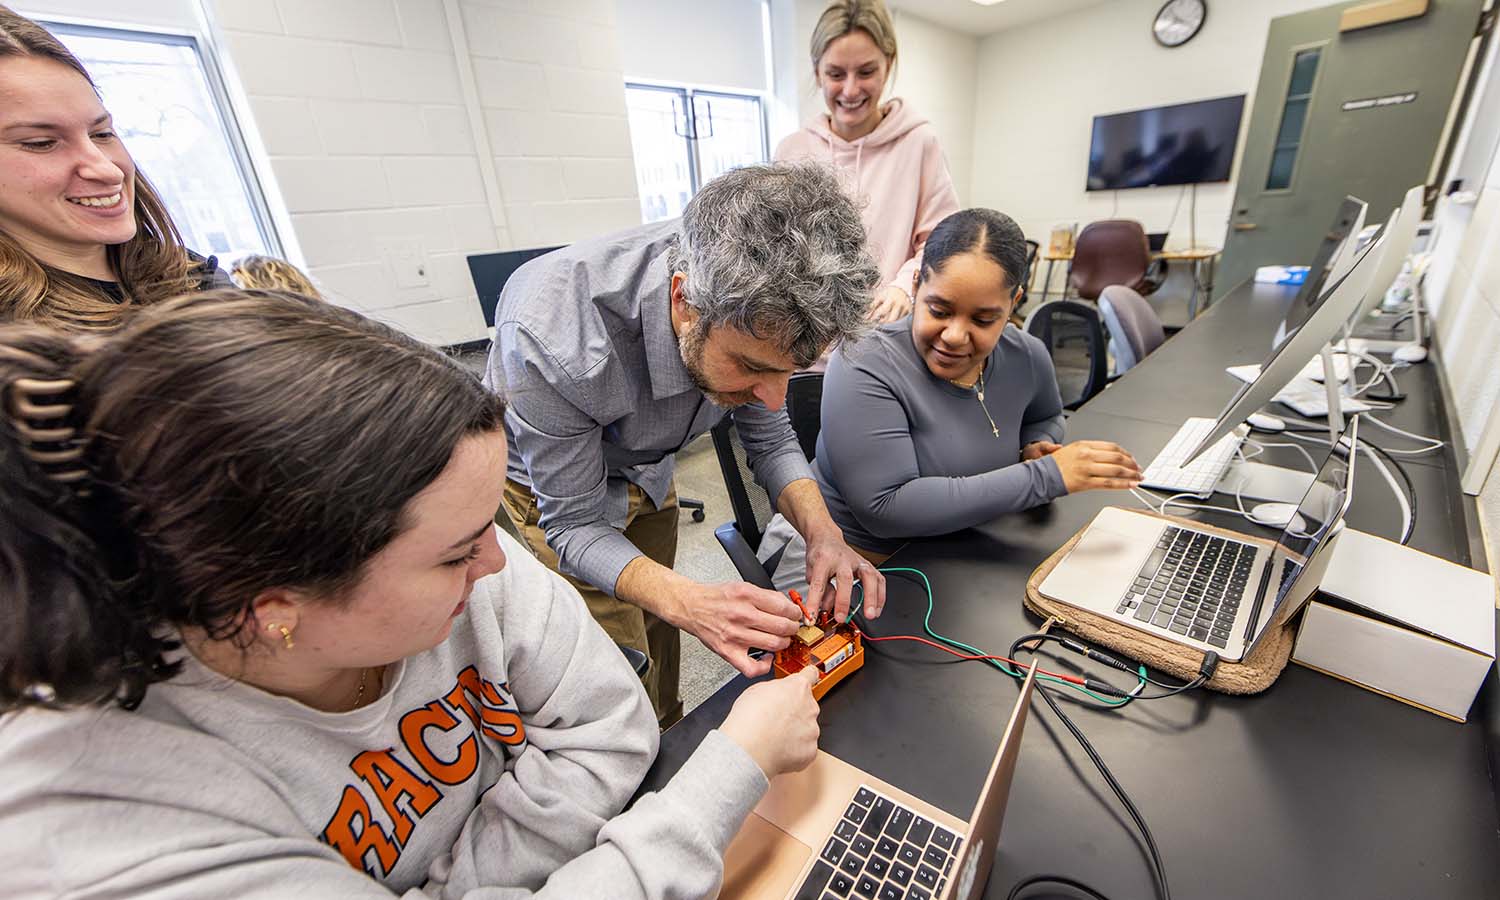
[773,609,865,700]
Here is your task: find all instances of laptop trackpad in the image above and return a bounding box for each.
[1040,514,1156,611]
[721,752,866,899]
[721,814,812,900]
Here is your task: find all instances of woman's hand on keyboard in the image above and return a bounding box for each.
[720,666,822,779]
[1049,440,1144,493]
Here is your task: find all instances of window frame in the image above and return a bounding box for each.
[41,18,285,259]
[624,78,769,215]
[1263,40,1329,195]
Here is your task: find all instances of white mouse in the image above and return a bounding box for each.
[1249,502,1304,532]
[1245,412,1286,433]
[1393,344,1427,363]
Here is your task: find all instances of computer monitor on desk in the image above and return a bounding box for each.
[1292,196,1367,312]
[1188,234,1381,459]
[1138,226,1379,503]
[1349,187,1421,326]
[1338,184,1425,362]
[467,245,564,330]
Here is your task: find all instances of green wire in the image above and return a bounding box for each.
[854,566,1144,707]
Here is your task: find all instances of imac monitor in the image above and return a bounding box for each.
[1292,196,1367,311]
[1274,198,1369,349]
[1347,184,1425,328]
[1086,94,1246,191]
[1184,234,1382,463]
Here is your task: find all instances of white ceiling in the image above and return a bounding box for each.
[890,0,1116,37]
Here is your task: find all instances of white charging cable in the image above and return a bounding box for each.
[1357,413,1445,454]
[1359,442,1413,542]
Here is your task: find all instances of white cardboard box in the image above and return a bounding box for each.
[1292,528,1496,722]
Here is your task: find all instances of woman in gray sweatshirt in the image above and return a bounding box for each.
[0,289,819,898]
[762,208,1142,589]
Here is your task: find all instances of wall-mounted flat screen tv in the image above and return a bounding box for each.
[1086,94,1246,191]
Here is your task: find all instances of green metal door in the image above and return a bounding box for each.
[1216,0,1483,299]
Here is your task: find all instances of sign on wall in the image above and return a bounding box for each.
[1342,92,1419,111]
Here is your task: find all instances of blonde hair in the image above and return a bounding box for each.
[231,255,321,298]
[809,0,899,75]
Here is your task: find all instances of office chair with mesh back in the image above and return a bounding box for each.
[710,374,825,587]
[785,372,823,463]
[1097,285,1166,374]
[710,415,779,588]
[1023,299,1109,411]
[1068,220,1161,301]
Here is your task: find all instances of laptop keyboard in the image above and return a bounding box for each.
[794,784,963,900]
[1113,526,1256,649]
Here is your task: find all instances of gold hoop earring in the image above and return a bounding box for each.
[266,622,295,650]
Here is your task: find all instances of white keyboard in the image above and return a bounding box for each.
[1274,382,1373,417]
[1225,366,1374,417]
[1140,417,1246,497]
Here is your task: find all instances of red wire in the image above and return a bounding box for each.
[851,627,1087,685]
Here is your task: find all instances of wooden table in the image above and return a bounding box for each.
[1034,246,1222,318]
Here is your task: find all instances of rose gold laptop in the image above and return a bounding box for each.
[719,661,1039,900]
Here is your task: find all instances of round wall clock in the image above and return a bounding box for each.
[1153,0,1207,48]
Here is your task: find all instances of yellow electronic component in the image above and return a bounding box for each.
[795,624,825,645]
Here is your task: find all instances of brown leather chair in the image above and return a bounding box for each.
[1068,219,1157,301]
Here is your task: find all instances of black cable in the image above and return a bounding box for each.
[1361,439,1417,545]
[1008,873,1115,900]
[1135,675,1208,700]
[1363,367,1405,403]
[1011,637,1173,900]
[1002,633,1147,707]
[1017,632,1215,700]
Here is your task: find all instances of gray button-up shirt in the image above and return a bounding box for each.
[485,221,813,595]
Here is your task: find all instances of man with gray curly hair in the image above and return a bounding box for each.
[486,163,887,726]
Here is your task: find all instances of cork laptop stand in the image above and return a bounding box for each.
[1026,509,1305,694]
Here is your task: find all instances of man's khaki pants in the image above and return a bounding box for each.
[500,479,684,728]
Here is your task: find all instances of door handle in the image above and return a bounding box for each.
[1233,222,1258,231]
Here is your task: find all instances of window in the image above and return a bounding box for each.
[1266,47,1321,191]
[49,23,278,262]
[625,83,767,223]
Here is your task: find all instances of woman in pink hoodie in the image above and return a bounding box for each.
[775,0,960,324]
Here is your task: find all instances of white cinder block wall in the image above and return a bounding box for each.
[211,0,641,345]
[886,9,976,205]
[1430,142,1500,576]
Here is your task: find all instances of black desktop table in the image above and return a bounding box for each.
[639,280,1500,899]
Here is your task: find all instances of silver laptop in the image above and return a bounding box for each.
[719,662,1040,900]
[1039,418,1357,663]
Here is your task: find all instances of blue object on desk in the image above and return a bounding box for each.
[1254,265,1309,285]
